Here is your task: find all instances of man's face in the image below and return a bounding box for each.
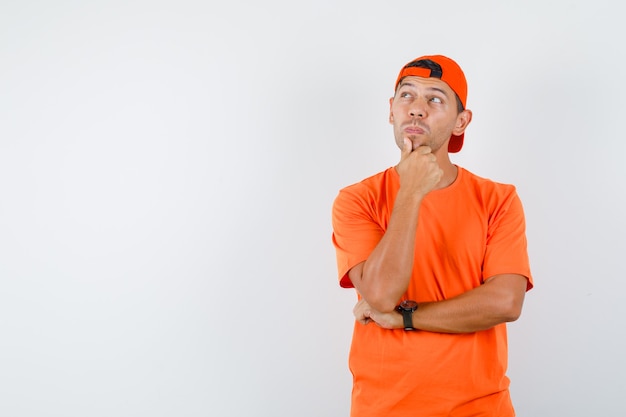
[389,76,466,153]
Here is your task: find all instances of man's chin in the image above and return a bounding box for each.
[395,135,427,151]
[409,139,427,151]
[411,142,424,151]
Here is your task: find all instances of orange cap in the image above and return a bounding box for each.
[394,55,468,153]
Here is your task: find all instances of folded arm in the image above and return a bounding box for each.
[353,273,528,333]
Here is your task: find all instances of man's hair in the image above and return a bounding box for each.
[400,59,465,113]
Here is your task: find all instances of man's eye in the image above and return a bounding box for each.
[400,92,411,98]
[430,97,442,103]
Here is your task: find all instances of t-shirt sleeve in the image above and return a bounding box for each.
[331,186,384,288]
[482,187,534,291]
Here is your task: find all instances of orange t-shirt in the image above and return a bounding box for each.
[332,166,533,417]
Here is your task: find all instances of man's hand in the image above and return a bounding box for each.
[396,138,443,197]
[353,299,403,329]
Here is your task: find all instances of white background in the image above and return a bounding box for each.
[1,1,625,416]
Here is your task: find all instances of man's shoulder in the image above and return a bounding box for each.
[333,167,397,217]
[339,167,397,195]
[456,167,522,215]
[458,166,517,194]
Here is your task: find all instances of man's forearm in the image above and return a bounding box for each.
[412,276,526,333]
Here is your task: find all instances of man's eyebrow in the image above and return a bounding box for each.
[398,82,450,96]
[398,81,416,89]
[428,87,449,96]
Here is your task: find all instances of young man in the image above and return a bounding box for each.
[331,55,533,416]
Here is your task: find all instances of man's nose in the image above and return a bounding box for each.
[409,101,426,118]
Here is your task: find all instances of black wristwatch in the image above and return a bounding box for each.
[396,300,418,331]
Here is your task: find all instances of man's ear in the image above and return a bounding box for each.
[388,97,394,124]
[453,109,473,136]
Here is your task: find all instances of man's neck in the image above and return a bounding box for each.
[434,160,458,190]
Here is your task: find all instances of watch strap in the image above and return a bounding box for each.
[396,301,418,331]
[401,309,415,331]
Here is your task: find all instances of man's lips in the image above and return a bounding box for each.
[404,126,426,135]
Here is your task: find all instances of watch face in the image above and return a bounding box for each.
[401,300,418,310]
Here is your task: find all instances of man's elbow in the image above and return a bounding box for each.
[503,308,522,323]
[351,273,403,313]
[499,296,524,323]
[368,297,399,314]
[486,274,528,323]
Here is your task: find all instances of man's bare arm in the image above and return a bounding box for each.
[348,140,442,313]
[353,273,529,333]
